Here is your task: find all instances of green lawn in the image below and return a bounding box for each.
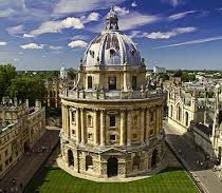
[25,167,199,193]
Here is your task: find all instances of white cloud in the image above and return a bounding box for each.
[0,41,7,46]
[169,10,196,20]
[7,25,24,36]
[114,6,129,16]
[87,12,100,21]
[131,1,137,7]
[48,45,63,50]
[128,30,141,39]
[68,40,88,48]
[54,0,126,14]
[20,43,44,49]
[162,0,181,7]
[155,36,222,49]
[23,34,34,38]
[144,27,196,40]
[29,17,84,36]
[119,12,159,31]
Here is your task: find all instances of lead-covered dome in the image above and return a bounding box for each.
[82,7,142,67]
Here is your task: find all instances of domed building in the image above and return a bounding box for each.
[58,7,165,179]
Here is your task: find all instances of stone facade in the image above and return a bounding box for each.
[58,8,165,179]
[0,98,46,179]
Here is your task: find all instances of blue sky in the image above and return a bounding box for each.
[0,0,222,70]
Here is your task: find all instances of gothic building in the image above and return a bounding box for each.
[58,8,165,178]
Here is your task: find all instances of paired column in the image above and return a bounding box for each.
[94,110,99,145]
[146,109,150,142]
[123,72,128,91]
[140,109,145,144]
[120,111,126,146]
[80,108,86,144]
[127,111,132,146]
[76,108,81,144]
[100,110,106,146]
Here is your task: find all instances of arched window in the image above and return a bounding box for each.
[170,105,173,117]
[185,112,189,126]
[151,149,158,168]
[176,105,181,121]
[87,76,93,89]
[86,155,93,171]
[132,156,140,170]
[68,149,74,167]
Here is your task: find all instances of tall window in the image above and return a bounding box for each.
[109,115,116,127]
[108,76,117,90]
[185,112,189,126]
[132,76,137,90]
[71,111,76,124]
[87,115,93,127]
[87,76,93,89]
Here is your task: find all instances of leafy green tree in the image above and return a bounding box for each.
[0,64,16,100]
[7,75,47,106]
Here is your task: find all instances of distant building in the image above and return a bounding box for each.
[60,67,67,80]
[153,66,166,74]
[0,98,46,179]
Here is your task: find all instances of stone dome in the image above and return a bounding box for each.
[82,7,142,67]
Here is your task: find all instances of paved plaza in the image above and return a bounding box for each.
[0,129,59,193]
[164,121,222,193]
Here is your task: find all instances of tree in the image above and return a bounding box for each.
[7,75,47,106]
[0,64,16,100]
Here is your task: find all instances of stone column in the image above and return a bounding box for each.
[146,109,150,143]
[80,108,86,144]
[100,110,106,146]
[120,110,126,146]
[94,110,99,145]
[140,109,145,144]
[76,108,81,144]
[127,110,132,146]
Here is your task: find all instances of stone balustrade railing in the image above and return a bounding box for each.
[60,88,164,100]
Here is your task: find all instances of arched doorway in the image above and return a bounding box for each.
[107,157,118,177]
[86,155,93,171]
[68,149,74,167]
[151,149,158,168]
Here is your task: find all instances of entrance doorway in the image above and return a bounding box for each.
[107,157,118,177]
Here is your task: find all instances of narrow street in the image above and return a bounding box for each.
[164,121,222,193]
[0,129,60,193]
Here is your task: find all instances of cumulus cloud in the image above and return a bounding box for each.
[169,10,196,20]
[131,1,138,7]
[68,40,88,48]
[155,36,222,49]
[20,43,44,49]
[87,12,100,21]
[54,0,126,14]
[114,6,129,16]
[0,41,7,46]
[29,17,84,36]
[144,27,196,39]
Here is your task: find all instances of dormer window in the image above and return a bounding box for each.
[87,76,93,89]
[108,76,117,90]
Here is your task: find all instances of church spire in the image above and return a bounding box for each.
[105,6,119,31]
